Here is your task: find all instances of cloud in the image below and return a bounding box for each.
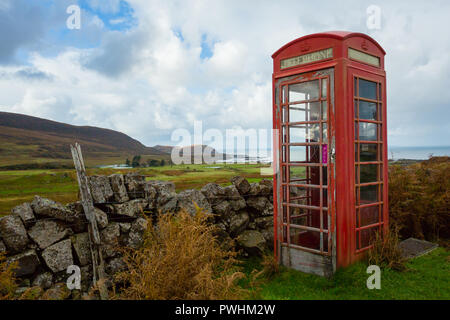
[0,0,46,63]
[0,0,449,148]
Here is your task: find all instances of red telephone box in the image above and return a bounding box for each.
[272,31,388,276]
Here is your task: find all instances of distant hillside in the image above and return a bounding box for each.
[0,111,167,168]
[153,145,174,154]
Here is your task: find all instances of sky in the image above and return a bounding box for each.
[0,0,449,149]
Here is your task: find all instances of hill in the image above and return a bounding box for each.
[0,111,168,168]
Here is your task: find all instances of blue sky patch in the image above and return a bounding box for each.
[200,34,214,60]
[78,0,137,31]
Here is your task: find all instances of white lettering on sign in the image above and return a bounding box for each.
[280,48,333,69]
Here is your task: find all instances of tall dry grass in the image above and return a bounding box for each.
[389,156,450,242]
[113,208,247,300]
[0,253,18,300]
[368,226,407,271]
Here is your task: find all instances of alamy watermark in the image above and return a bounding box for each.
[170,120,278,175]
[66,4,81,30]
[366,265,381,289]
[366,5,381,30]
[66,265,81,290]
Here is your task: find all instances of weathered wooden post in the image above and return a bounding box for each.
[70,143,108,300]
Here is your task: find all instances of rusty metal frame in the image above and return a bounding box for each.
[354,75,384,252]
[276,70,334,256]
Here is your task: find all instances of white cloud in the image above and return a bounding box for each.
[0,0,449,147]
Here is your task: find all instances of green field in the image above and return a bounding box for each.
[0,163,271,215]
[242,248,449,300]
[0,163,448,300]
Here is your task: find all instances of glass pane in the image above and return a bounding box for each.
[354,99,358,118]
[358,79,377,100]
[289,80,319,102]
[359,100,377,120]
[289,146,321,163]
[307,102,321,121]
[289,166,306,182]
[354,77,358,96]
[322,123,328,143]
[360,227,379,248]
[291,209,320,228]
[282,86,287,103]
[359,143,378,162]
[289,102,321,122]
[322,167,328,186]
[321,101,327,120]
[358,205,379,227]
[321,79,327,98]
[290,228,321,250]
[289,105,305,122]
[359,123,377,141]
[289,124,320,143]
[282,126,287,143]
[360,164,378,183]
[360,185,378,204]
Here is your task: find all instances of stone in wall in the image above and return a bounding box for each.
[7,249,40,277]
[246,196,272,214]
[100,223,120,258]
[127,217,148,249]
[89,175,114,204]
[32,272,53,290]
[145,184,158,209]
[258,179,273,195]
[229,210,250,237]
[177,189,212,215]
[11,202,35,227]
[125,173,148,199]
[224,185,246,211]
[71,232,91,266]
[231,176,251,195]
[109,199,148,218]
[0,215,29,253]
[150,180,178,212]
[28,220,73,250]
[201,183,226,205]
[31,196,78,223]
[41,239,74,273]
[65,202,88,233]
[237,230,266,256]
[109,174,129,203]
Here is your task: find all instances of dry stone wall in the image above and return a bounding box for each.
[0,174,274,298]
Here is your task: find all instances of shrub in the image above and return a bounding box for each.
[388,156,450,242]
[368,226,406,271]
[113,208,247,300]
[0,253,18,300]
[260,253,280,279]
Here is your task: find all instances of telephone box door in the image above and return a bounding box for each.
[275,68,336,277]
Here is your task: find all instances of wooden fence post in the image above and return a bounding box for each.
[71,143,109,300]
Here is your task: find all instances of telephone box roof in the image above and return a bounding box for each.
[272,31,386,58]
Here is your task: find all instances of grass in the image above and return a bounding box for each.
[240,248,449,300]
[0,163,271,215]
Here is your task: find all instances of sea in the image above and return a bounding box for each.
[98,146,450,168]
[388,146,450,160]
[221,146,450,163]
